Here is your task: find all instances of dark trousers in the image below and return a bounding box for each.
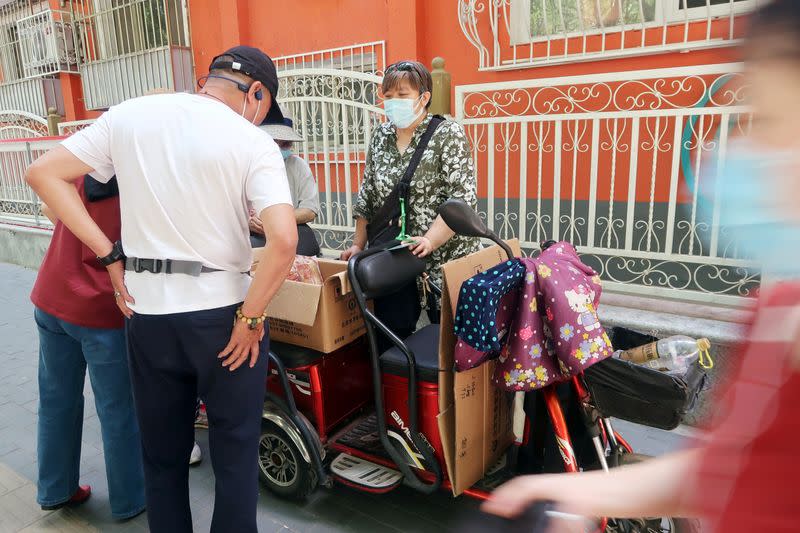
[373,280,442,353]
[126,303,268,533]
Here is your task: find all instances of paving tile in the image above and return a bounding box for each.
[18,508,100,533]
[0,463,28,496]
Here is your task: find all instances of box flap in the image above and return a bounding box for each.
[317,258,353,296]
[266,280,323,326]
[436,407,456,495]
[317,258,346,278]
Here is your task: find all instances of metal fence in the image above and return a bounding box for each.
[0,0,81,81]
[274,41,386,75]
[456,62,756,305]
[275,43,386,252]
[277,68,384,252]
[458,0,758,71]
[0,137,59,227]
[70,0,193,110]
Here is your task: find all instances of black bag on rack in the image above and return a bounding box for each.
[583,327,707,430]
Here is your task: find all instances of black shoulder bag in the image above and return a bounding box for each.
[366,115,445,247]
[84,174,119,202]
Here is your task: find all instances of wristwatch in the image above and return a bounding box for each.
[97,240,126,266]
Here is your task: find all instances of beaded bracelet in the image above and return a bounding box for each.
[235,306,268,330]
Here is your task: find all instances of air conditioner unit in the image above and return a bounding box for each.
[17,11,80,78]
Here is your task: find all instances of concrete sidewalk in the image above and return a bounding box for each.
[0,262,687,533]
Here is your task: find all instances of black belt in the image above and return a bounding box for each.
[125,257,223,277]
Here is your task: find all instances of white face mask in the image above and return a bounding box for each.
[241,95,261,125]
[384,96,424,129]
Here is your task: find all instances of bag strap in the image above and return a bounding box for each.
[396,114,445,201]
[368,115,445,235]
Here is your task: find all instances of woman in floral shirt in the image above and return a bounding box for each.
[340,60,480,338]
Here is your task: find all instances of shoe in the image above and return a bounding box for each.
[189,442,202,465]
[194,406,208,429]
[41,485,92,511]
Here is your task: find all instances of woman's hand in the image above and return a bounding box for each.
[407,236,434,257]
[249,214,264,235]
[340,244,363,261]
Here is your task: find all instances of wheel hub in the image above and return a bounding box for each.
[259,434,298,487]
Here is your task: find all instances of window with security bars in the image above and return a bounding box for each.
[516,0,754,44]
[74,0,189,63]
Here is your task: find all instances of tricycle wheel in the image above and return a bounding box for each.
[258,420,318,501]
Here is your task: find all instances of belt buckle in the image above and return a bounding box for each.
[135,258,162,274]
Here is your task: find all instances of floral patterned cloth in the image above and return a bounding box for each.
[353,114,481,302]
[453,242,613,391]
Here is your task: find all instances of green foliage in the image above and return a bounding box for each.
[529,0,657,37]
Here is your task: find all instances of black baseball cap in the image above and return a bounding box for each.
[209,45,284,123]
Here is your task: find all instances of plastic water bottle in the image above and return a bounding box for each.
[615,336,711,374]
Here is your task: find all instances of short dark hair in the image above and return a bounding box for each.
[382,61,433,108]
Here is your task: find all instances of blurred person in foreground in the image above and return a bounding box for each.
[483,1,800,531]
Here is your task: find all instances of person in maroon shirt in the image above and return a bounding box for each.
[31,175,145,519]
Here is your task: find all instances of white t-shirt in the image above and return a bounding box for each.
[284,155,320,215]
[62,93,292,315]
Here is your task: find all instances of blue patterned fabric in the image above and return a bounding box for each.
[453,259,525,352]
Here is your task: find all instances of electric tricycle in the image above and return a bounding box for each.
[258,199,702,532]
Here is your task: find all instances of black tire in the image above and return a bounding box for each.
[258,420,318,501]
[604,453,701,533]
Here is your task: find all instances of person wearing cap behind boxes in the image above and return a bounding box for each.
[250,113,321,255]
[24,45,297,533]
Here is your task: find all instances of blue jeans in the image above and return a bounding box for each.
[34,308,145,519]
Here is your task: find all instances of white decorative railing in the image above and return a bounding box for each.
[0,137,60,226]
[458,0,757,71]
[274,41,386,75]
[58,118,96,136]
[277,67,385,252]
[456,62,756,305]
[0,110,48,140]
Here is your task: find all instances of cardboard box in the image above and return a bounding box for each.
[436,241,521,496]
[252,250,367,353]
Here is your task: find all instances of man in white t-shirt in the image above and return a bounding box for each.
[25,46,297,533]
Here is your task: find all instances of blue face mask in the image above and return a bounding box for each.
[280,149,292,160]
[384,97,424,129]
[702,140,800,279]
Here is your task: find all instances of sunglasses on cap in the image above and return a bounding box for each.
[386,61,422,74]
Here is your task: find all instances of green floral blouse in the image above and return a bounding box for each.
[353,114,481,300]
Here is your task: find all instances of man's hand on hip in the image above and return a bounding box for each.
[219,320,265,371]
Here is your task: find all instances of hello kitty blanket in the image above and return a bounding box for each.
[453,242,613,391]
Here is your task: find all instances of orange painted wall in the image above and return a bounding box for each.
[184,0,741,204]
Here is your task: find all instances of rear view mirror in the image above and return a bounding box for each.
[438,199,490,238]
